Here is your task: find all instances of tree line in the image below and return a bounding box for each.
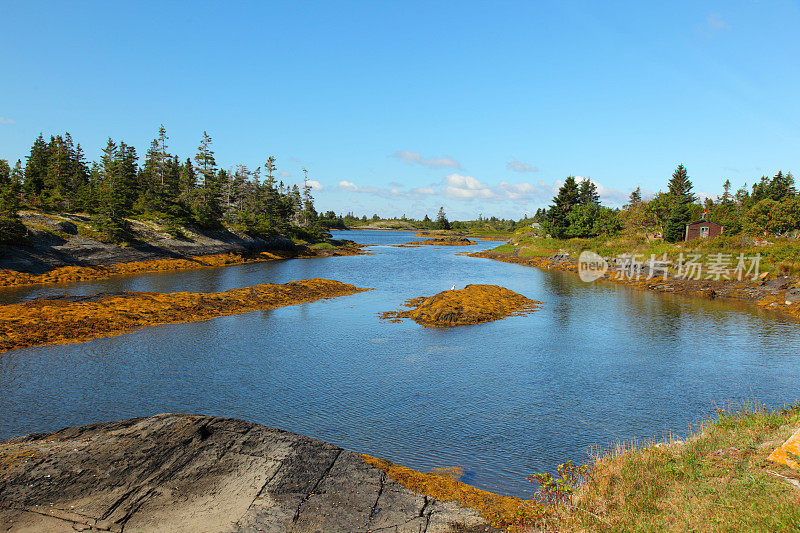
[623,165,798,241]
[0,126,322,243]
[535,165,798,242]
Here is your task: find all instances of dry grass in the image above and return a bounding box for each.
[0,278,369,352]
[379,284,541,327]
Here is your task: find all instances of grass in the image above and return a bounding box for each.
[502,233,800,278]
[558,401,800,531]
[309,242,335,250]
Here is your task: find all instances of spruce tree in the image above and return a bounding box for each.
[545,176,580,238]
[578,179,600,206]
[193,132,223,227]
[628,187,642,206]
[0,159,25,244]
[720,179,733,204]
[92,138,130,241]
[23,134,49,203]
[436,206,450,230]
[668,164,696,204]
[664,203,691,242]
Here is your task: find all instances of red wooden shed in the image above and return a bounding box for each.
[685,219,723,241]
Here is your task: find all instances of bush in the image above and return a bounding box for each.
[0,216,27,245]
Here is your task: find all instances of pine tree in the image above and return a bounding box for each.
[628,187,642,206]
[664,203,691,242]
[0,159,25,243]
[69,142,90,211]
[545,176,580,238]
[301,168,317,226]
[192,132,223,227]
[768,171,796,201]
[578,179,600,206]
[436,206,450,230]
[92,138,130,241]
[263,156,280,228]
[667,164,696,204]
[23,134,49,204]
[720,179,733,204]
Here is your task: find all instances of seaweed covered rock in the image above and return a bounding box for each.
[0,278,369,353]
[395,237,476,247]
[380,284,541,327]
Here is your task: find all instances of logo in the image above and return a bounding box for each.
[578,250,608,282]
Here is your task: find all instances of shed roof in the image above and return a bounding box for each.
[685,219,723,227]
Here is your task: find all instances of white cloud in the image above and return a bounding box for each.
[278,170,291,178]
[506,158,538,173]
[331,174,627,209]
[443,173,495,200]
[305,179,323,191]
[393,150,462,169]
[498,181,537,200]
[0,117,14,124]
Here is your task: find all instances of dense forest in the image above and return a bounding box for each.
[0,127,324,243]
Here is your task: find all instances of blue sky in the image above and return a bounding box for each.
[1,1,799,219]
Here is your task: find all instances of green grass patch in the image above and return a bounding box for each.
[557,402,800,531]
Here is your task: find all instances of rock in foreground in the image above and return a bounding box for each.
[381,284,542,327]
[0,414,495,532]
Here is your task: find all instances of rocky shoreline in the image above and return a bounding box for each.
[0,216,368,289]
[0,414,497,532]
[469,249,800,322]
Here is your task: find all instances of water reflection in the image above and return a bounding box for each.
[1,230,799,498]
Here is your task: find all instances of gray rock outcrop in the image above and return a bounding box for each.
[0,414,494,533]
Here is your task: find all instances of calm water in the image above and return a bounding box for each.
[1,230,799,497]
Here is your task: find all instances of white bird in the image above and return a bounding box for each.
[451,284,456,290]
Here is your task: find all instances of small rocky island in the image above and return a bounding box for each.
[394,237,476,247]
[0,414,497,533]
[380,284,542,327]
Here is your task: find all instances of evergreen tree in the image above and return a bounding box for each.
[69,142,91,211]
[0,159,25,243]
[667,164,695,204]
[436,206,450,230]
[577,179,600,206]
[628,187,642,206]
[720,179,733,204]
[23,134,49,204]
[192,131,223,227]
[545,176,580,238]
[92,138,130,241]
[768,171,796,201]
[664,203,691,242]
[301,168,317,226]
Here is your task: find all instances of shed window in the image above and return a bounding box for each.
[700,226,709,238]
